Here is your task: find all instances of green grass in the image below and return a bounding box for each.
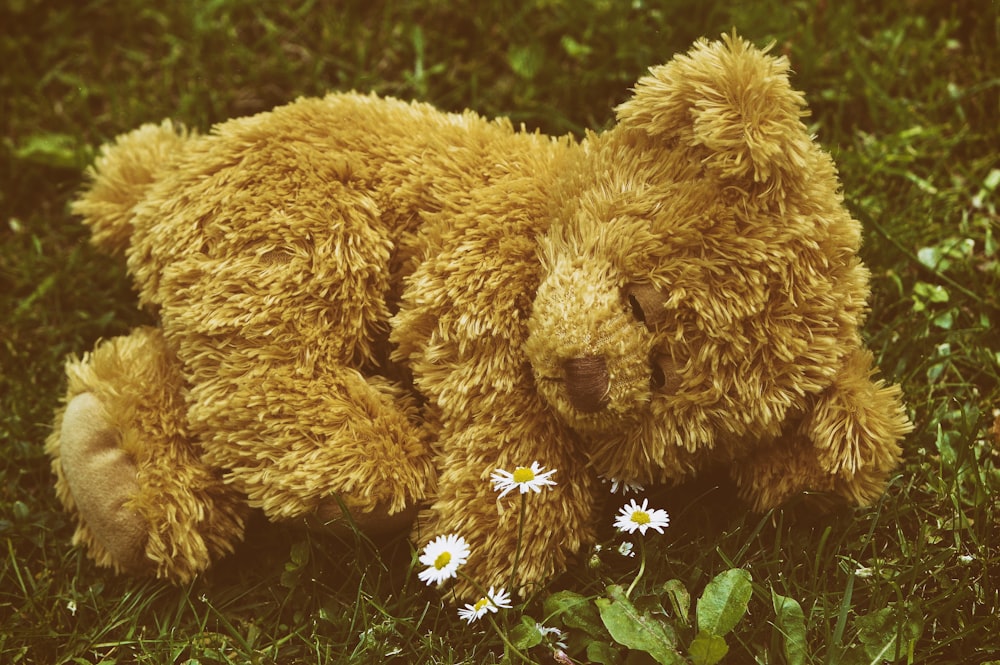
[2,0,998,662]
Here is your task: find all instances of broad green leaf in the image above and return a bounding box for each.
[509,615,544,650]
[586,640,620,665]
[696,569,752,637]
[544,590,607,638]
[596,585,683,665]
[689,631,729,665]
[661,580,691,627]
[856,608,898,662]
[771,590,808,665]
[855,605,923,663]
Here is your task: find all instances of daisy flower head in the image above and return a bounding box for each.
[614,498,670,535]
[602,475,645,495]
[491,461,557,498]
[417,533,470,585]
[537,623,568,650]
[457,586,513,623]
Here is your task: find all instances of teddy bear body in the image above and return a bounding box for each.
[48,35,911,594]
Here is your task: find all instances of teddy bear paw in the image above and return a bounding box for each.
[59,392,150,572]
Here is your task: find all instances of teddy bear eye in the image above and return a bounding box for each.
[624,284,669,330]
[628,293,646,323]
[650,353,681,392]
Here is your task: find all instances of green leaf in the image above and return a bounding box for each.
[13,133,83,169]
[932,310,954,330]
[917,246,948,271]
[586,640,621,665]
[688,631,729,665]
[855,605,923,663]
[509,615,544,650]
[661,580,691,627]
[916,238,974,272]
[507,43,543,80]
[560,35,593,59]
[912,281,950,306]
[289,541,310,567]
[771,590,808,665]
[544,590,607,638]
[696,569,752,637]
[983,167,1000,192]
[12,501,29,522]
[595,585,683,665]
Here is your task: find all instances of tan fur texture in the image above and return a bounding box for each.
[49,34,911,596]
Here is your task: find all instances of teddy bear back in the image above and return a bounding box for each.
[69,93,568,375]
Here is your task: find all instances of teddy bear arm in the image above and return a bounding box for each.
[47,327,248,582]
[801,348,912,504]
[732,348,911,510]
[188,358,436,530]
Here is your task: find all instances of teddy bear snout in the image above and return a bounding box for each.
[563,355,610,413]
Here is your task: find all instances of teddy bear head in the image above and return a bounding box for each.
[524,34,870,485]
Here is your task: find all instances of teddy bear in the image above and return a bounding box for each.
[47,33,912,597]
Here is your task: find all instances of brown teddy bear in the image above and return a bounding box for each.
[47,33,912,597]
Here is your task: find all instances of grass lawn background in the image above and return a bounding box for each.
[1,0,998,663]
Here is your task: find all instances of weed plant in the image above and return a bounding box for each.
[1,0,997,663]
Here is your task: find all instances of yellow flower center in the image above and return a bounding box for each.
[434,552,452,570]
[474,598,489,612]
[631,511,651,525]
[512,467,535,483]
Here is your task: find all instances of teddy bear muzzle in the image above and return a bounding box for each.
[563,355,611,413]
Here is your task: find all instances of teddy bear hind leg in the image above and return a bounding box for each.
[47,327,248,582]
[732,348,912,511]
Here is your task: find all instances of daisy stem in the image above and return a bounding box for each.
[626,537,646,598]
[508,492,526,593]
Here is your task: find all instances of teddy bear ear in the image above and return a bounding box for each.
[615,32,814,186]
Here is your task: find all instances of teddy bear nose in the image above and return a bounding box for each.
[563,356,610,413]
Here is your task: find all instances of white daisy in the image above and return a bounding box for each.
[613,498,670,535]
[491,461,557,498]
[602,476,645,495]
[536,623,568,650]
[457,586,513,623]
[417,534,470,585]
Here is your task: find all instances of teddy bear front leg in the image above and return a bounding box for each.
[189,359,437,533]
[413,398,598,600]
[731,348,912,511]
[47,327,249,582]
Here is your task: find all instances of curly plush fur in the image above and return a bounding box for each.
[48,34,911,597]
